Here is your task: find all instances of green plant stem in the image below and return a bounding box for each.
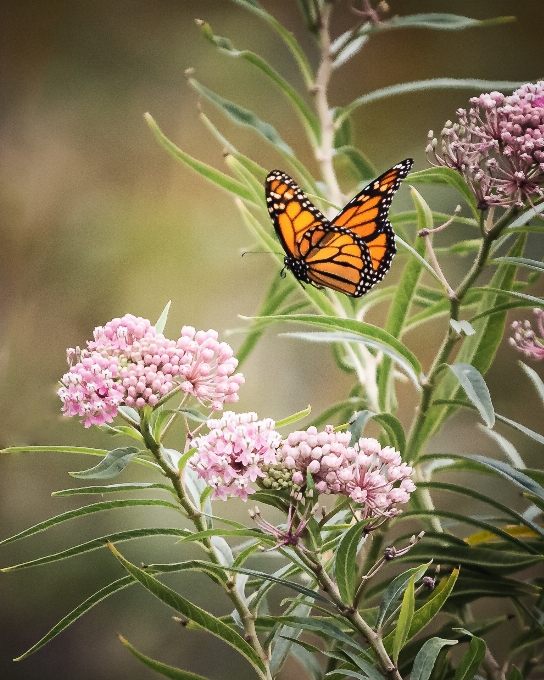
[295,548,402,680]
[140,416,272,679]
[405,206,518,463]
[313,1,344,209]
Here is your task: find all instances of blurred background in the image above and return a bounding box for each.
[1,0,544,678]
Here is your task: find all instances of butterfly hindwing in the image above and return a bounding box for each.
[265,160,412,297]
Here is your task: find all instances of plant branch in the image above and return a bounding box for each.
[140,414,272,679]
[313,1,344,209]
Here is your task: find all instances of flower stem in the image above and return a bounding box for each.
[140,415,272,679]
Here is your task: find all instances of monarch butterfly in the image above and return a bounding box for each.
[265,159,413,297]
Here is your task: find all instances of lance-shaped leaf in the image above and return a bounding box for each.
[448,363,494,427]
[108,544,267,674]
[265,315,421,384]
[508,201,544,227]
[384,569,459,652]
[335,520,372,604]
[411,637,458,680]
[334,146,376,182]
[336,79,521,132]
[392,573,416,662]
[493,255,544,273]
[154,301,171,334]
[409,166,478,216]
[377,563,431,629]
[69,446,141,479]
[376,13,514,32]
[52,482,173,497]
[0,499,181,546]
[198,20,319,146]
[228,0,314,87]
[144,113,254,202]
[120,636,211,680]
[276,616,366,652]
[519,360,544,405]
[453,636,487,680]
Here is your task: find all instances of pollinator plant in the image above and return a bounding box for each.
[2,2,544,680]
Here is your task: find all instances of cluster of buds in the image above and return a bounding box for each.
[428,81,544,210]
[510,309,544,360]
[58,314,244,427]
[191,418,415,520]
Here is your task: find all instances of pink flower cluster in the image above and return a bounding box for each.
[190,412,282,501]
[274,425,414,519]
[192,417,415,518]
[510,309,544,360]
[428,81,544,210]
[58,314,244,427]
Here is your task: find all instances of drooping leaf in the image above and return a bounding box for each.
[144,114,254,202]
[0,499,181,547]
[276,405,312,428]
[409,166,478,216]
[518,360,544,405]
[447,363,495,427]
[120,636,211,679]
[411,637,458,680]
[68,446,141,479]
[108,544,267,674]
[198,20,319,145]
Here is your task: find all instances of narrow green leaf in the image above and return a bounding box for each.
[108,544,267,674]
[453,636,487,680]
[448,363,495,427]
[335,521,371,604]
[332,33,368,68]
[508,201,544,227]
[496,413,544,447]
[69,446,141,479]
[478,286,544,307]
[377,563,431,629]
[154,301,171,334]
[384,569,459,653]
[264,315,422,383]
[519,360,544,405]
[120,636,211,679]
[224,566,328,603]
[281,330,421,389]
[270,600,313,677]
[391,210,477,228]
[1,528,191,571]
[276,405,312,428]
[335,146,376,182]
[411,637,458,680]
[228,0,314,88]
[198,20,319,146]
[144,113,254,202]
[409,166,478,216]
[469,454,544,501]
[189,77,293,154]
[392,573,416,662]
[478,426,525,467]
[493,255,544,273]
[378,13,514,31]
[336,79,521,135]
[52,482,172,496]
[417,481,544,539]
[337,649,384,680]
[277,617,366,653]
[0,499,181,546]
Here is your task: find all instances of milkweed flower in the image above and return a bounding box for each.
[510,309,544,360]
[263,425,415,519]
[58,314,244,427]
[190,411,282,500]
[428,81,544,210]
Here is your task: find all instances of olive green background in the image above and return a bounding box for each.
[1,1,544,678]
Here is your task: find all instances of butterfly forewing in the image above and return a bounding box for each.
[265,159,412,297]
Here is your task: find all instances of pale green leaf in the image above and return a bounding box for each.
[448,363,494,427]
[411,637,458,680]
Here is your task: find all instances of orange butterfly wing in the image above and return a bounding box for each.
[265,161,412,297]
[332,159,413,282]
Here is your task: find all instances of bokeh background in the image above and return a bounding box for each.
[1,1,544,678]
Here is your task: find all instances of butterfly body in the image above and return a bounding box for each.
[265,159,413,297]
